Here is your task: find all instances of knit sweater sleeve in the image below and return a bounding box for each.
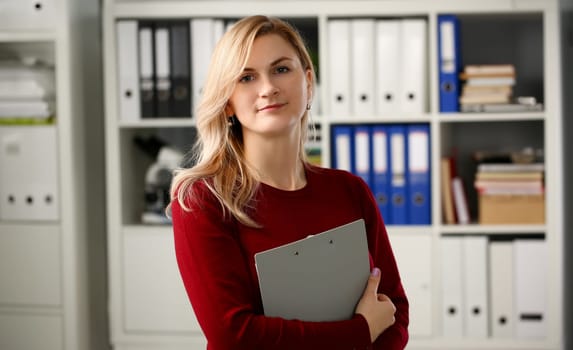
[171,182,374,350]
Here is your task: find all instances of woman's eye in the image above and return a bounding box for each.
[239,74,254,83]
[275,66,290,74]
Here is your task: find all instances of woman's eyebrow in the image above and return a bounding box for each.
[242,57,294,72]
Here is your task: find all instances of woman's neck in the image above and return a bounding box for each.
[243,133,307,191]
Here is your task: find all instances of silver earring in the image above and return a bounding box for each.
[306,103,311,111]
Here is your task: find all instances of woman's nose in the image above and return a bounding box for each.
[259,75,279,97]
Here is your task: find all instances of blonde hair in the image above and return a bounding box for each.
[169,15,316,227]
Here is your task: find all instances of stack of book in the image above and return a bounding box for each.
[0,59,55,124]
[474,163,544,195]
[474,162,545,224]
[459,64,515,112]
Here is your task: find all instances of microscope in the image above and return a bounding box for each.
[134,135,184,224]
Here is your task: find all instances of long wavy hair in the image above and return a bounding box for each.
[168,15,316,227]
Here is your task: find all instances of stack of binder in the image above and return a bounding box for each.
[0,60,55,124]
[331,123,431,225]
[327,18,427,117]
[441,236,547,339]
[116,18,233,121]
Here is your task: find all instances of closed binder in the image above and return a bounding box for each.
[169,21,191,117]
[407,124,431,225]
[437,15,462,112]
[389,233,432,337]
[514,239,547,338]
[213,19,225,44]
[375,20,401,115]
[331,125,353,172]
[399,19,427,114]
[351,19,375,116]
[371,125,391,223]
[388,125,408,225]
[154,22,171,118]
[327,20,351,117]
[138,21,156,118]
[116,20,141,122]
[191,18,216,114]
[463,236,488,338]
[489,240,514,338]
[353,125,371,188]
[441,236,463,337]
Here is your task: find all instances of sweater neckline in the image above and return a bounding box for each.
[258,164,314,197]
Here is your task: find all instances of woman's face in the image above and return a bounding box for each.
[226,33,312,139]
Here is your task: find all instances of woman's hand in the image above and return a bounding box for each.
[355,267,397,343]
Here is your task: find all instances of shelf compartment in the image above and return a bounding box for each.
[439,120,544,224]
[438,12,544,116]
[119,127,197,225]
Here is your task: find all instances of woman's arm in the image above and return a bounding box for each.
[172,184,374,350]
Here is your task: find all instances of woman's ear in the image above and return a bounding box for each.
[224,104,234,117]
[305,69,313,104]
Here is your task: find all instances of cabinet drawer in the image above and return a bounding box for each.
[0,1,56,31]
[123,228,201,333]
[0,224,61,306]
[0,313,62,350]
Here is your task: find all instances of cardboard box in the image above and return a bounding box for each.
[479,194,545,224]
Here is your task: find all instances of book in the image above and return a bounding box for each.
[477,163,545,173]
[254,219,370,322]
[464,64,515,75]
[475,171,543,181]
[461,103,543,113]
[463,77,515,86]
[441,157,456,224]
[459,93,511,105]
[452,177,470,224]
[461,84,512,96]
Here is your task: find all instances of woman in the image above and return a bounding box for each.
[169,15,409,349]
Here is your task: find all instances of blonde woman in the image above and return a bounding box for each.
[169,15,408,349]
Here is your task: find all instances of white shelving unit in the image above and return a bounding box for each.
[102,1,565,349]
[0,1,107,350]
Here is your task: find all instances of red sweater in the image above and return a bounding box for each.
[172,165,409,349]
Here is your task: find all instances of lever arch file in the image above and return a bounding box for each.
[255,219,370,322]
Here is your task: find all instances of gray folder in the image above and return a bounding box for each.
[254,218,370,322]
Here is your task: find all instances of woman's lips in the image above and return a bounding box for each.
[258,103,286,112]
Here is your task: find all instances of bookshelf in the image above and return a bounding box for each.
[0,1,107,350]
[102,0,565,349]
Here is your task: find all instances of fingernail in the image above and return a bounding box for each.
[371,267,380,277]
